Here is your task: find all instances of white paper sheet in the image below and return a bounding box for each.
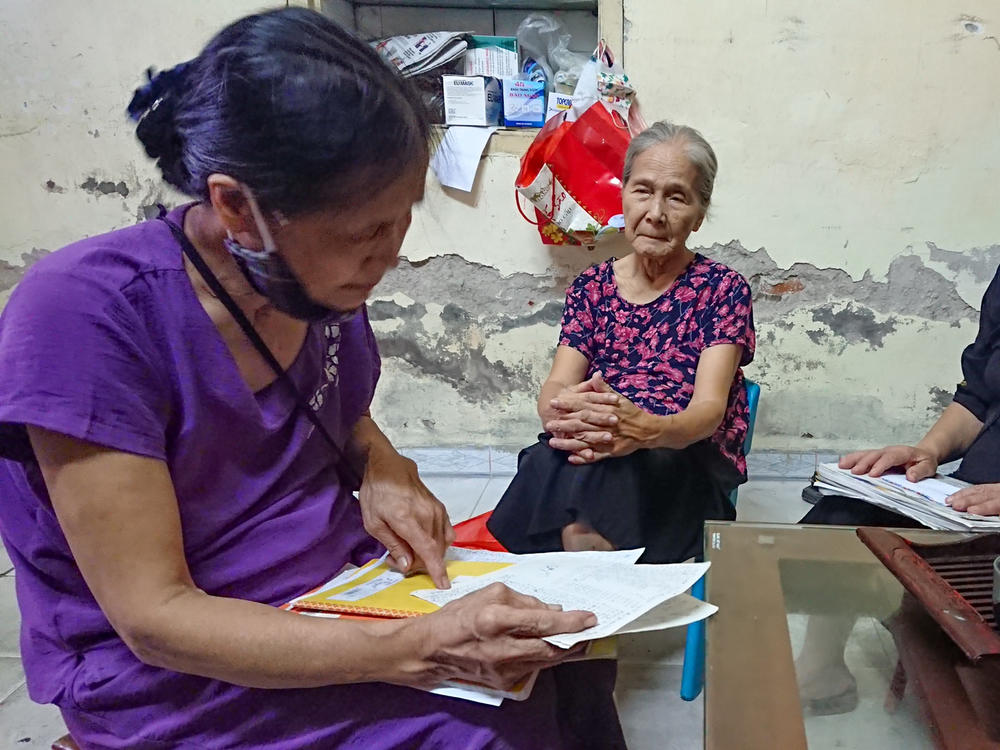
[430,125,497,192]
[414,558,710,648]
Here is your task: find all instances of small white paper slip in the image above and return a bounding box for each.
[328,568,406,602]
[879,474,960,505]
[430,125,497,192]
[431,669,539,707]
[613,593,718,636]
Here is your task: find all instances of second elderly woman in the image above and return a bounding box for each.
[489,121,756,563]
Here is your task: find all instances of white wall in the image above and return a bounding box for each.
[2,0,998,454]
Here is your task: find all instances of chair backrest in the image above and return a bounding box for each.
[743,379,761,455]
[729,378,761,508]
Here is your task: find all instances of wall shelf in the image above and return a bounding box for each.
[351,1,596,10]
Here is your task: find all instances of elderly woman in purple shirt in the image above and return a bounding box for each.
[0,9,623,749]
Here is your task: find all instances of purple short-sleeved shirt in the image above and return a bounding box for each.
[0,206,593,749]
[559,255,756,476]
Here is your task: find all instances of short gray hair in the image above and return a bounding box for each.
[622,121,718,210]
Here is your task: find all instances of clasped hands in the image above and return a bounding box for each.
[545,372,660,464]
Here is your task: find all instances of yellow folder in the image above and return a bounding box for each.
[292,557,514,618]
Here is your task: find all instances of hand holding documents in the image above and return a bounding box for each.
[285,546,717,704]
[814,462,1000,531]
[411,551,712,648]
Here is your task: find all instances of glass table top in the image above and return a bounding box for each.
[702,521,991,750]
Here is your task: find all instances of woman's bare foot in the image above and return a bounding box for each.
[796,663,858,716]
[562,521,615,551]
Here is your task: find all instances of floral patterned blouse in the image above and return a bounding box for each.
[559,254,756,477]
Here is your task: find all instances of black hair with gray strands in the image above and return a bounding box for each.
[127,7,430,216]
[622,121,718,211]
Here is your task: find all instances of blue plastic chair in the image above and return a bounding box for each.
[679,379,760,701]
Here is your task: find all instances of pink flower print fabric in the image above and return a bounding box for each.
[558,255,756,476]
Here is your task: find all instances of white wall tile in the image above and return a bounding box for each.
[489,447,519,476]
[422,476,489,524]
[402,447,491,475]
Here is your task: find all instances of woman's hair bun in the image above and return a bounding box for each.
[127,63,192,189]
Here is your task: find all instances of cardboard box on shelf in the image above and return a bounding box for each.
[502,79,546,128]
[545,91,573,121]
[442,75,503,127]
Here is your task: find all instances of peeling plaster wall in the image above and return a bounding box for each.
[3,1,1000,453]
[0,0,296,303]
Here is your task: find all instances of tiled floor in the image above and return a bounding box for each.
[0,473,818,748]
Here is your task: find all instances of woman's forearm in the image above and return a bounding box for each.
[353,411,400,463]
[644,399,727,450]
[123,587,421,689]
[916,401,983,464]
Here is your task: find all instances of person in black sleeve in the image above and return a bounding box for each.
[794,265,1000,715]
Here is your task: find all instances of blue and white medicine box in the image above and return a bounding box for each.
[501,79,546,128]
[442,75,502,126]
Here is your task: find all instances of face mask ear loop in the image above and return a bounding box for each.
[241,184,280,253]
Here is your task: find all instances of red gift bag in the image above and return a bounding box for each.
[515,42,645,246]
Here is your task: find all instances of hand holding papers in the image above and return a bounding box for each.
[289,547,713,645]
[286,547,715,705]
[413,553,711,648]
[815,463,1000,531]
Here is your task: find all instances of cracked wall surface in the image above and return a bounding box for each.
[3,0,1000,454]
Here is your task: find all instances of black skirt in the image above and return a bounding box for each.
[487,436,740,564]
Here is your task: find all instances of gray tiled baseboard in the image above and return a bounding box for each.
[400,447,841,480]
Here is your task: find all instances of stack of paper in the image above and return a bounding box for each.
[372,32,470,77]
[285,546,716,704]
[814,463,1000,531]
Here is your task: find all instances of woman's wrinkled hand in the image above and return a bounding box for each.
[396,583,595,691]
[543,377,621,443]
[839,445,939,482]
[547,372,660,464]
[948,483,1000,516]
[358,450,455,589]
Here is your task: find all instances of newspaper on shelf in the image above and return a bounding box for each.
[372,31,470,77]
[814,462,1000,532]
